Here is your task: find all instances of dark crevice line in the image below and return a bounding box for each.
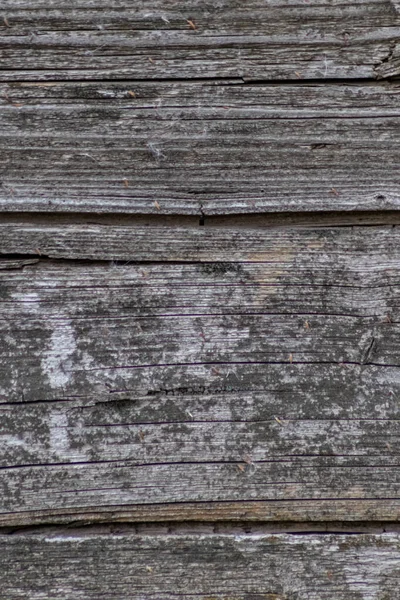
[0,74,394,85]
[3,456,400,472]
[1,523,400,537]
[0,311,390,323]
[0,397,87,407]
[2,525,400,537]
[68,359,400,373]
[5,110,400,122]
[1,210,400,229]
[68,417,400,425]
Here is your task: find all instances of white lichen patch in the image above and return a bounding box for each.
[41,321,77,389]
[11,291,41,313]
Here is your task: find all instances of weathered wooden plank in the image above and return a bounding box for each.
[1,381,400,522]
[1,533,400,599]
[1,81,400,214]
[5,80,400,113]
[2,221,400,260]
[1,226,400,402]
[1,226,400,523]
[5,404,400,471]
[0,1,399,81]
[4,499,400,528]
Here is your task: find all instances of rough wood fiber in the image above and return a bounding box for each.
[4,499,400,528]
[2,0,400,595]
[3,220,400,260]
[0,1,399,81]
[1,533,400,599]
[2,82,400,214]
[1,227,400,524]
[1,371,400,523]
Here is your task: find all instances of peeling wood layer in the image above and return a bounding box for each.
[1,82,400,214]
[1,533,400,599]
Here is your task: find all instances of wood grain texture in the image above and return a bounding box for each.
[1,226,400,524]
[2,81,400,214]
[4,499,400,528]
[0,1,399,81]
[3,220,400,260]
[1,532,400,599]
[0,81,400,216]
[1,373,400,523]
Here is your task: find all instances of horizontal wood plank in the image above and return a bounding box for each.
[1,226,400,524]
[2,380,400,521]
[1,533,400,599]
[2,82,400,214]
[4,499,400,528]
[2,220,400,260]
[0,1,399,81]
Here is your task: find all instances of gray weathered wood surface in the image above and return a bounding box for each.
[1,226,400,525]
[3,0,400,594]
[1,532,400,599]
[1,1,400,81]
[2,81,400,214]
[2,219,400,259]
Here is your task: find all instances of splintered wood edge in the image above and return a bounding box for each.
[2,500,400,528]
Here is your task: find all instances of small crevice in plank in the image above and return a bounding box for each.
[2,521,400,538]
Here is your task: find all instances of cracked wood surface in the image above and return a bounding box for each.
[0,1,399,82]
[1,220,400,260]
[3,0,400,595]
[1,532,400,599]
[1,226,400,524]
[2,81,400,214]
